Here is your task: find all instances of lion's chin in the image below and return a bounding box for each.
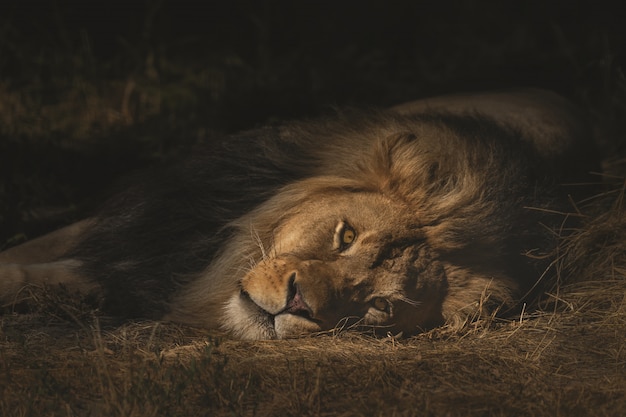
[222,292,322,340]
[222,292,277,340]
[274,313,322,339]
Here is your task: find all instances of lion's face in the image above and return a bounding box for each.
[224,189,448,339]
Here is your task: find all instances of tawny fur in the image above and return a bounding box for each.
[0,89,599,339]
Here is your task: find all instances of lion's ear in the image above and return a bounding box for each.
[363,132,414,186]
[372,132,417,171]
[364,131,445,197]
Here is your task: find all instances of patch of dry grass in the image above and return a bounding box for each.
[2,306,625,416]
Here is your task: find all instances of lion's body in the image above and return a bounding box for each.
[0,89,599,339]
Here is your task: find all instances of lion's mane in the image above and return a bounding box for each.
[70,110,570,326]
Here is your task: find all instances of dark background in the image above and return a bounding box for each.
[1,0,625,245]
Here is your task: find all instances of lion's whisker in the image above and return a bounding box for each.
[398,296,422,308]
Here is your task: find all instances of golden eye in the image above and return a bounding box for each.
[342,228,355,245]
[372,297,389,312]
[334,221,357,251]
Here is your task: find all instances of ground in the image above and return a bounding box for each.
[1,1,626,416]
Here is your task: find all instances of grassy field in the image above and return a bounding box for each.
[1,1,626,416]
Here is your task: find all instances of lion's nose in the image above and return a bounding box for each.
[281,272,314,318]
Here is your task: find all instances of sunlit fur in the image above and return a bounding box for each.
[0,90,599,339]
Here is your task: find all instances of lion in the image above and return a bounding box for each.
[0,89,599,339]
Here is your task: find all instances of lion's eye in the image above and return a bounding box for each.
[334,221,357,251]
[372,297,389,312]
[342,228,355,245]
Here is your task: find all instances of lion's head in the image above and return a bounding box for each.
[223,179,450,339]
[212,127,530,339]
[165,117,554,340]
